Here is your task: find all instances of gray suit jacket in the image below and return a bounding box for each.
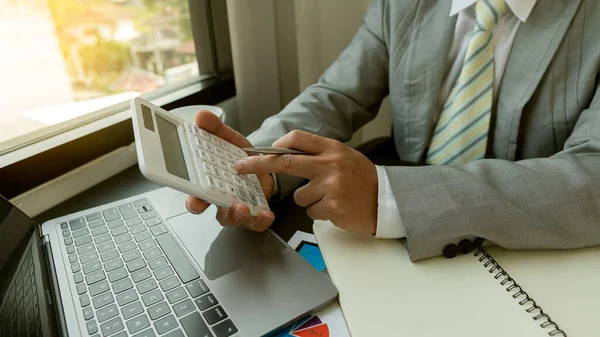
[247,0,600,261]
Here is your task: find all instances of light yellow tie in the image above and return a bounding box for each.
[426,0,508,165]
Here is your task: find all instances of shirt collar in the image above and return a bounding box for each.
[450,0,537,22]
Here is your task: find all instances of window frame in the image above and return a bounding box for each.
[0,0,235,199]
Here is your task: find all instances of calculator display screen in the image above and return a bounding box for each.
[155,114,190,181]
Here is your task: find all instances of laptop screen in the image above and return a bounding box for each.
[0,195,36,302]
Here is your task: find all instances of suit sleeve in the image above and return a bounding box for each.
[247,0,390,199]
[385,81,600,261]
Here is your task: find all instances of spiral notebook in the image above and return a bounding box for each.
[313,220,599,337]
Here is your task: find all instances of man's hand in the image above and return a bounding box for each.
[235,130,378,235]
[185,110,276,231]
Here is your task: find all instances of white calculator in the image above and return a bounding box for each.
[130,97,270,215]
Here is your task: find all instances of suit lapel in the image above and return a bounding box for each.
[495,0,582,160]
[400,0,455,162]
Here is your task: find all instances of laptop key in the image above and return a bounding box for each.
[172,299,194,317]
[97,304,119,322]
[134,231,152,243]
[82,306,94,320]
[141,211,157,220]
[185,280,209,298]
[112,278,133,294]
[102,208,120,222]
[60,222,69,230]
[92,292,114,309]
[100,317,124,336]
[83,260,102,274]
[133,199,149,207]
[108,268,128,283]
[80,251,99,265]
[71,263,81,273]
[127,259,147,273]
[105,259,124,272]
[77,242,95,255]
[136,278,157,294]
[180,312,211,337]
[64,237,73,245]
[148,256,168,270]
[69,218,86,231]
[164,329,184,337]
[115,233,133,245]
[68,254,77,263]
[66,244,75,254]
[133,328,156,337]
[62,230,70,237]
[149,224,168,236]
[166,287,188,304]
[141,289,163,307]
[139,239,157,251]
[91,225,109,236]
[85,270,106,285]
[101,249,120,262]
[203,306,228,325]
[94,233,112,245]
[155,314,177,334]
[195,293,218,311]
[72,228,90,238]
[148,301,170,320]
[108,219,125,230]
[88,220,105,229]
[97,241,116,253]
[76,283,87,295]
[131,268,152,283]
[121,301,144,320]
[118,241,137,253]
[130,224,147,235]
[75,235,92,247]
[86,213,102,222]
[73,272,84,284]
[213,319,238,337]
[86,320,98,335]
[145,218,161,227]
[89,280,110,297]
[126,218,143,227]
[159,276,180,292]
[111,226,129,237]
[79,294,90,307]
[123,249,142,262]
[154,266,174,281]
[118,203,138,220]
[116,289,139,306]
[156,234,200,283]
[126,313,150,334]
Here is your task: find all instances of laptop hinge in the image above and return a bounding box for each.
[37,223,43,238]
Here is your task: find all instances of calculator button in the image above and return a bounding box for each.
[232,175,244,187]
[226,184,237,197]
[210,134,221,146]
[206,153,218,165]
[217,158,228,169]
[215,179,227,193]
[220,139,230,150]
[252,183,262,194]
[199,129,210,139]
[258,196,268,207]
[206,176,216,189]
[221,171,233,183]
[210,165,220,177]
[231,147,245,157]
[228,162,237,172]
[196,149,205,160]
[214,147,225,158]
[242,180,251,189]
[203,141,214,152]
[188,124,198,135]
[237,189,248,202]
[224,152,235,162]
[247,192,258,205]
[203,162,212,173]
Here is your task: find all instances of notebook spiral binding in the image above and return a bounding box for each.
[473,246,567,337]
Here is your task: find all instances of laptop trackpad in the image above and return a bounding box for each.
[167,208,285,281]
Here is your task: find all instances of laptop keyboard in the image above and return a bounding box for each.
[0,246,42,337]
[61,198,237,337]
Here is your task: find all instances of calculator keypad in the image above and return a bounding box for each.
[186,122,269,216]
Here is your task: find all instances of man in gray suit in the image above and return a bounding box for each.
[187,0,600,261]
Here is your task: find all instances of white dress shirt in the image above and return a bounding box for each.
[375,0,538,238]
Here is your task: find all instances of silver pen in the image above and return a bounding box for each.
[242,147,306,155]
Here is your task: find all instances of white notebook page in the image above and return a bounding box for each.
[313,221,547,337]
[489,246,600,336]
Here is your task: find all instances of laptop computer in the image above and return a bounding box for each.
[0,187,337,337]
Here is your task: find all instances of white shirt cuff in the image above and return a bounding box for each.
[375,166,407,239]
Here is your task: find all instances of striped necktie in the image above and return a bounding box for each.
[426,0,508,165]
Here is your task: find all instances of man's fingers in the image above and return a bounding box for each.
[215,204,250,227]
[272,130,336,155]
[306,201,331,221]
[186,196,210,214]
[293,182,324,207]
[195,110,251,148]
[235,153,320,179]
[245,211,275,232]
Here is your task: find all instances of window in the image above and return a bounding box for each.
[0,0,231,154]
[0,0,234,199]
